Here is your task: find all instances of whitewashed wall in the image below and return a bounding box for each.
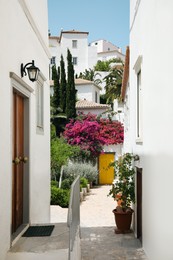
[90,39,120,53]
[88,45,98,70]
[103,144,122,158]
[0,1,50,259]
[97,51,125,62]
[130,0,173,259]
[56,33,89,76]
[122,83,131,153]
[76,83,100,102]
[49,33,125,78]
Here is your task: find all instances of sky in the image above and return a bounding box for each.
[47,0,129,54]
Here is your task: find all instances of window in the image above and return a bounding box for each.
[36,76,44,133]
[95,91,98,103]
[133,56,143,143]
[137,70,141,139]
[51,56,56,65]
[72,57,78,65]
[72,40,77,48]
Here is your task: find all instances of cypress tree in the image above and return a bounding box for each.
[66,49,76,119]
[51,65,60,109]
[60,55,66,113]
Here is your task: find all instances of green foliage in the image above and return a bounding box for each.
[104,66,123,103]
[78,69,102,85]
[108,153,135,211]
[63,162,98,183]
[51,66,67,137]
[60,55,67,113]
[51,125,81,180]
[51,186,70,207]
[66,49,76,119]
[51,65,60,108]
[94,58,123,71]
[51,180,58,187]
[80,177,88,188]
[61,178,72,190]
[100,94,107,104]
[94,60,111,71]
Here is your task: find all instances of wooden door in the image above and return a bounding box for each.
[12,92,24,233]
[137,167,142,243]
[99,153,114,184]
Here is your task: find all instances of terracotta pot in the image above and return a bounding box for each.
[112,209,134,234]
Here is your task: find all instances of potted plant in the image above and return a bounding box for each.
[108,153,135,234]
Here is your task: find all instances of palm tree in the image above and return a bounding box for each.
[79,68,102,85]
[104,64,124,104]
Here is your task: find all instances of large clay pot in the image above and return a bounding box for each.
[112,209,134,234]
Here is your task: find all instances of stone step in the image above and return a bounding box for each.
[6,223,69,260]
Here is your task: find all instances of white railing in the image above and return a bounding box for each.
[67,175,81,260]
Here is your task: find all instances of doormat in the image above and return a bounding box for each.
[22,225,55,237]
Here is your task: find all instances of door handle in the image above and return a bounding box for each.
[13,157,21,165]
[21,156,28,163]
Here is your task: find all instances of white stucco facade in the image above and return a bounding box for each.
[0,1,50,259]
[49,31,91,76]
[75,79,101,103]
[90,39,125,62]
[90,39,120,53]
[129,1,173,259]
[49,31,125,76]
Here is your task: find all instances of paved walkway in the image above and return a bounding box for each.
[50,185,148,260]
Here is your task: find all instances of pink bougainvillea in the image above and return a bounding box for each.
[63,113,124,158]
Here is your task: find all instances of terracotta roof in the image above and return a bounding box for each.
[75,78,93,85]
[61,30,89,35]
[121,46,130,101]
[76,99,110,109]
[111,63,124,70]
[49,36,60,41]
[59,30,89,42]
[98,50,125,56]
[75,78,102,90]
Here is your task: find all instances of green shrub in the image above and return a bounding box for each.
[80,184,83,192]
[51,186,70,208]
[51,130,81,180]
[51,180,58,187]
[61,179,72,190]
[80,177,88,188]
[63,162,98,183]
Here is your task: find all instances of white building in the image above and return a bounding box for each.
[75,78,110,115]
[124,1,173,259]
[49,30,97,76]
[49,30,125,76]
[0,1,50,259]
[76,99,110,116]
[75,78,101,103]
[90,39,125,61]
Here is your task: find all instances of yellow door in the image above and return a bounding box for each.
[99,153,115,184]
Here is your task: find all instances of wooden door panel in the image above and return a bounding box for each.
[12,93,24,233]
[137,167,142,243]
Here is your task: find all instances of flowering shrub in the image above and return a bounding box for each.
[108,153,135,212]
[63,113,124,159]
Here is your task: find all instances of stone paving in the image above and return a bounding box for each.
[80,185,148,260]
[51,185,148,260]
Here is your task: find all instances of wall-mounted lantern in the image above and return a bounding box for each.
[21,60,39,82]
